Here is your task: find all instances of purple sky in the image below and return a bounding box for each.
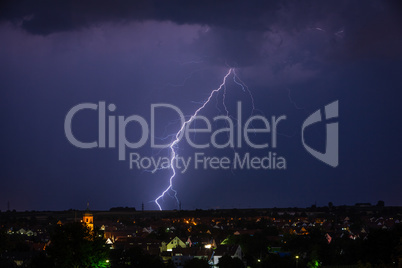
[1,0,402,211]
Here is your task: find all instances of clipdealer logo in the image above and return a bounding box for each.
[64,100,339,172]
[302,101,339,167]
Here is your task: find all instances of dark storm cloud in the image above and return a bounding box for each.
[0,0,278,66]
[189,28,268,67]
[0,0,278,35]
[1,0,401,66]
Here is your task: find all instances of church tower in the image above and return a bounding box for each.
[82,202,94,231]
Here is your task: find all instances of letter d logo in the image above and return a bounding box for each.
[302,101,338,167]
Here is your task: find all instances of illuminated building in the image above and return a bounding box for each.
[82,204,94,231]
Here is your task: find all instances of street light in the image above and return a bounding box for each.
[295,255,299,268]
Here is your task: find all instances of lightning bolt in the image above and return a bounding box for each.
[154,68,256,210]
[154,68,234,210]
[153,65,317,210]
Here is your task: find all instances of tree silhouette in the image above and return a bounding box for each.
[183,258,209,268]
[46,222,109,268]
[217,254,244,268]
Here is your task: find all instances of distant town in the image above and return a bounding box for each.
[1,202,402,268]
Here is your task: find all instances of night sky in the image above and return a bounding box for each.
[1,1,402,211]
